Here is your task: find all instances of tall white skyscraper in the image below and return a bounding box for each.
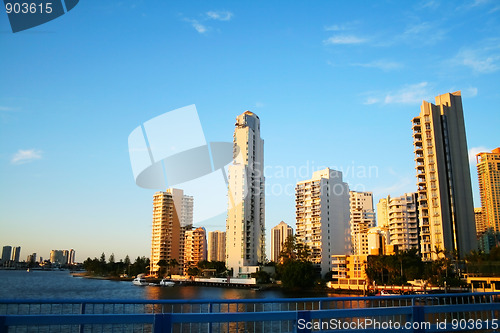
[295,168,350,277]
[226,111,265,277]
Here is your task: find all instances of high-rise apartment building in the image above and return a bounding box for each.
[270,221,293,263]
[295,168,350,276]
[150,188,193,276]
[476,148,500,233]
[27,253,36,264]
[376,197,389,229]
[475,207,486,238]
[412,91,476,260]
[68,249,76,265]
[50,250,67,265]
[388,193,419,252]
[207,231,226,262]
[11,246,21,263]
[350,191,375,255]
[184,227,207,270]
[1,246,12,265]
[226,111,265,277]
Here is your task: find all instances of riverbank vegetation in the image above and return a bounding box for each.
[83,253,149,277]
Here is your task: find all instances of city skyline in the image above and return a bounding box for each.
[1,1,499,261]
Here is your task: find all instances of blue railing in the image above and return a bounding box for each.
[1,293,500,332]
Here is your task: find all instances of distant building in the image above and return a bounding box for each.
[27,253,36,264]
[366,227,388,255]
[475,207,486,238]
[377,193,419,253]
[50,250,67,265]
[68,249,76,265]
[226,111,265,278]
[376,197,390,229]
[478,230,500,254]
[328,255,368,291]
[11,246,21,263]
[270,221,293,263]
[207,231,226,262]
[150,188,193,276]
[296,168,350,277]
[411,91,476,260]
[476,148,500,234]
[1,246,12,266]
[184,227,207,270]
[350,191,376,256]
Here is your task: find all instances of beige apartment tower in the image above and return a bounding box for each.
[296,168,350,277]
[475,207,485,238]
[184,227,207,270]
[208,231,226,262]
[349,191,376,256]
[150,189,193,276]
[270,221,293,263]
[377,193,419,252]
[476,148,500,233]
[411,91,476,260]
[226,111,265,277]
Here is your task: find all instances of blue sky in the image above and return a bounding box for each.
[1,0,499,262]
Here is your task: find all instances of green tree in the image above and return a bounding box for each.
[279,260,316,289]
[157,259,168,278]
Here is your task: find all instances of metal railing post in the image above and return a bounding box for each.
[154,313,172,333]
[412,306,425,333]
[296,310,312,333]
[0,316,7,333]
[79,302,86,333]
[208,302,213,333]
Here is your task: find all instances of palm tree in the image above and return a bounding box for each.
[168,259,179,276]
[157,259,168,278]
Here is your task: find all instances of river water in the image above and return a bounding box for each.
[0,270,338,300]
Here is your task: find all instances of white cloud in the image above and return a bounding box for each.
[417,0,440,10]
[469,146,492,164]
[489,6,500,13]
[362,82,433,105]
[206,11,233,21]
[254,102,264,108]
[323,35,366,45]
[462,87,478,98]
[400,22,447,45]
[184,18,207,34]
[11,149,43,165]
[352,60,403,71]
[384,82,432,104]
[363,97,379,105]
[0,106,15,112]
[325,24,345,31]
[453,48,500,74]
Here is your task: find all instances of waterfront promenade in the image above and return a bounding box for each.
[1,292,500,332]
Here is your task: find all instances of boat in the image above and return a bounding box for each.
[375,290,394,296]
[132,277,148,286]
[160,279,175,287]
